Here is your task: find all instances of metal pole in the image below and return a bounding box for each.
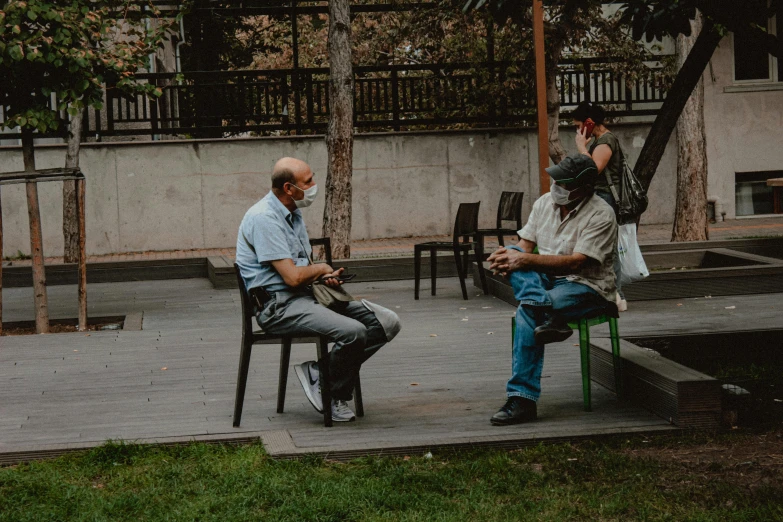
[532,0,549,195]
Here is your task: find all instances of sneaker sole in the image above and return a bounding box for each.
[490,415,537,426]
[294,364,323,414]
[332,415,356,422]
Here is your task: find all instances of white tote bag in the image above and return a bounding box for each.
[617,224,649,287]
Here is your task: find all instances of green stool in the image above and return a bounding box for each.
[511,313,622,412]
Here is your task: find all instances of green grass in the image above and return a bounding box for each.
[1,434,782,522]
[2,250,31,261]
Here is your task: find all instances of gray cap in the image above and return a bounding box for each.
[545,154,599,186]
[361,299,402,342]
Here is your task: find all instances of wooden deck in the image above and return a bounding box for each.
[7,277,764,463]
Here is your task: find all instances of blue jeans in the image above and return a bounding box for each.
[506,258,610,401]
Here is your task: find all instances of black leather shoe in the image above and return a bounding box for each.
[534,319,573,345]
[490,397,538,426]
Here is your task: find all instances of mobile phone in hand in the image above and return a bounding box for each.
[319,273,356,283]
[582,118,596,138]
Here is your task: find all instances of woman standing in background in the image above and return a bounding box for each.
[572,101,627,312]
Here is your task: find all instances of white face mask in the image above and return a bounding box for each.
[550,181,574,206]
[288,183,318,208]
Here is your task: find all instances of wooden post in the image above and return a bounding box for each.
[77,176,87,330]
[532,0,549,195]
[0,186,3,335]
[22,129,49,334]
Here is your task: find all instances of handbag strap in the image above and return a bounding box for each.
[596,132,623,204]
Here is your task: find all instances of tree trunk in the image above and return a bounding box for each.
[63,112,83,263]
[322,0,354,260]
[634,22,722,192]
[672,12,709,242]
[0,185,3,335]
[22,128,49,334]
[545,39,568,165]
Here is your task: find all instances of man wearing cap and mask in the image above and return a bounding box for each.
[236,157,400,423]
[487,154,617,426]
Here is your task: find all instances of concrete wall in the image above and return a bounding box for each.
[704,36,783,219]
[0,124,675,257]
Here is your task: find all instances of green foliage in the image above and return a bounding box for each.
[617,0,780,56]
[0,1,185,134]
[1,436,782,521]
[2,249,31,261]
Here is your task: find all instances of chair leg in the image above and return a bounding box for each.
[354,374,364,417]
[609,317,622,399]
[233,337,253,427]
[316,335,333,427]
[453,248,468,300]
[473,242,488,295]
[277,338,292,414]
[579,319,592,412]
[476,233,486,261]
[430,248,438,296]
[414,247,421,300]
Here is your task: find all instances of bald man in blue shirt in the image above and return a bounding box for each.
[236,158,399,423]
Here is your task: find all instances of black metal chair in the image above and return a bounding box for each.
[474,191,525,259]
[309,237,333,265]
[232,260,364,429]
[414,202,488,299]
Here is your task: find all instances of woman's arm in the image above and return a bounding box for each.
[575,129,613,173]
[589,144,613,173]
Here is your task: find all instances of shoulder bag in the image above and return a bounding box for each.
[603,136,649,225]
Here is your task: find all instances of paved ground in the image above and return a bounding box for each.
[5,216,783,266]
[1,278,686,461]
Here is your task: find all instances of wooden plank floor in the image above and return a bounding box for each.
[8,277,768,459]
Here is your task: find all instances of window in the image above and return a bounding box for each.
[735,171,783,216]
[733,5,781,82]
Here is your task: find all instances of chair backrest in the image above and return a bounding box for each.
[234,263,254,337]
[309,237,333,265]
[496,191,524,229]
[453,202,481,243]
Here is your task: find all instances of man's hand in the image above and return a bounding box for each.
[488,247,533,277]
[318,266,344,288]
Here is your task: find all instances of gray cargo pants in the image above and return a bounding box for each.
[256,290,387,400]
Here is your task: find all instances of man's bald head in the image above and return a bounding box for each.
[271,157,311,191]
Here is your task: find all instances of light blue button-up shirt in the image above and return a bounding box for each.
[236,191,312,292]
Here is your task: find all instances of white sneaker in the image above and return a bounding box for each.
[294,361,323,413]
[331,399,356,422]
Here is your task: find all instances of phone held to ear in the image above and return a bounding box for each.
[582,118,596,138]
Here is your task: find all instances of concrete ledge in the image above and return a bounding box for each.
[474,245,783,302]
[207,256,236,290]
[3,258,207,288]
[208,255,465,289]
[591,338,721,429]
